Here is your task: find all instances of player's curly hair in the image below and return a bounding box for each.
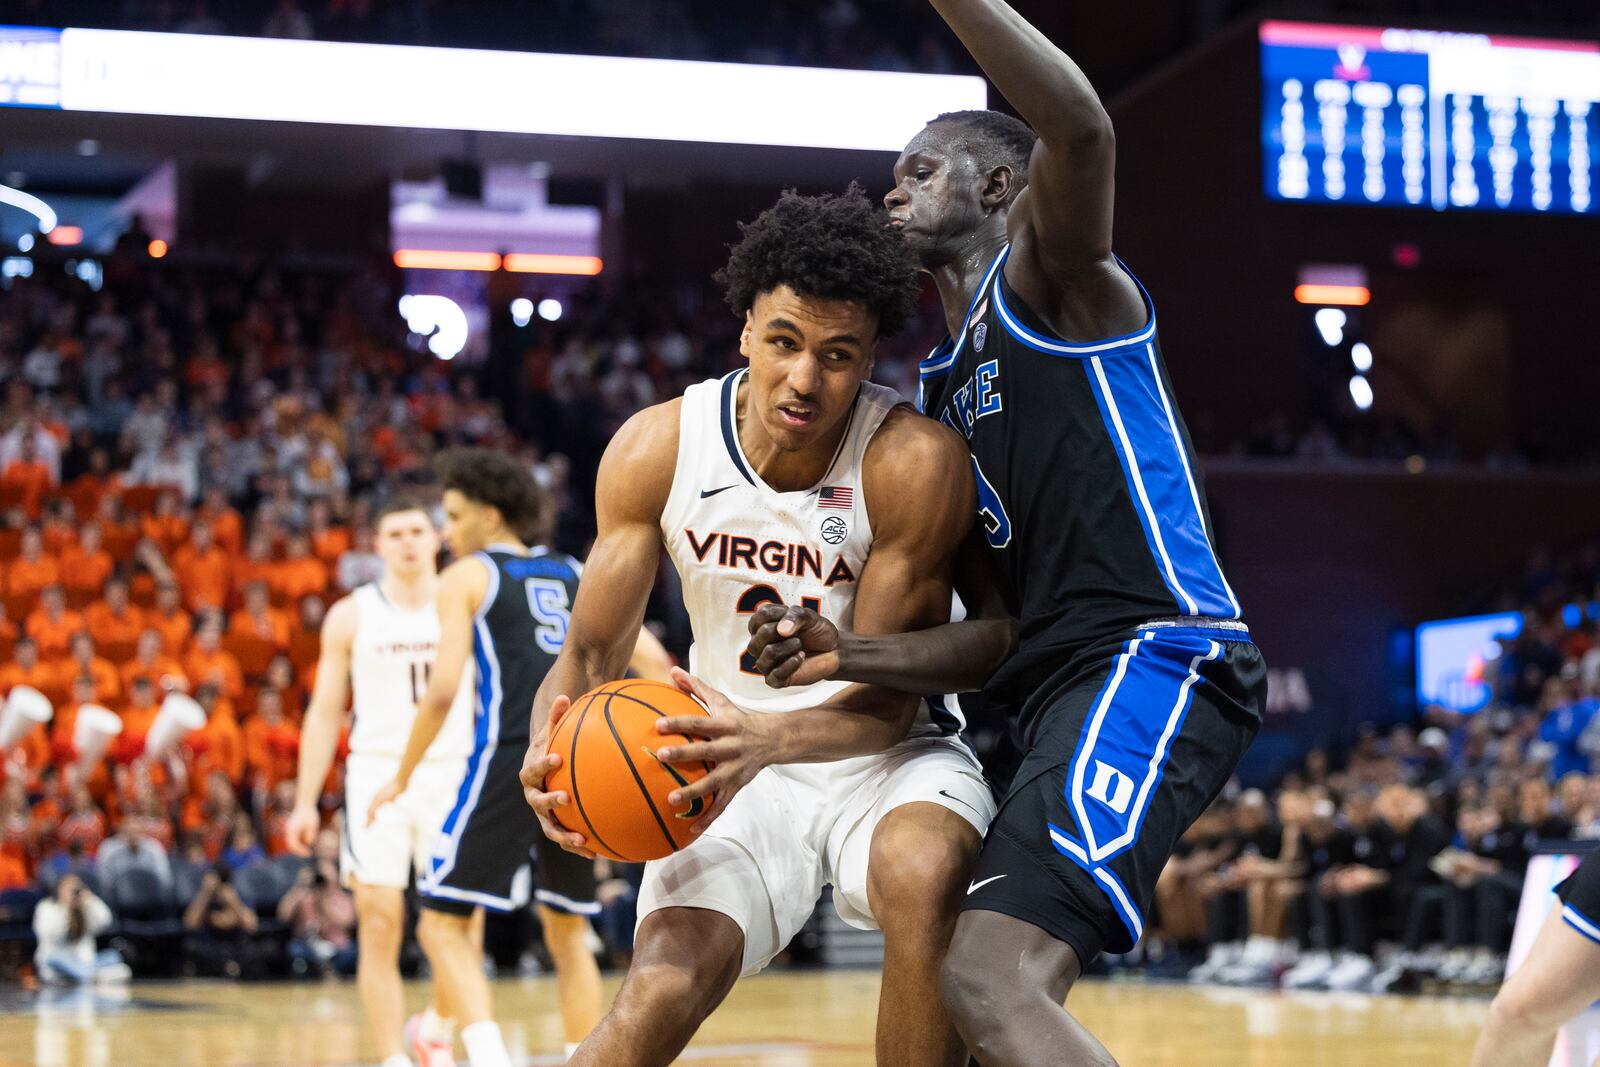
[929,109,1037,198]
[435,448,544,536]
[716,185,920,338]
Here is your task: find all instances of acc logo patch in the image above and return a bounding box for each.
[820,515,848,545]
[973,322,988,353]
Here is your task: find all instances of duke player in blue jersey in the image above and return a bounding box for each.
[746,2,1267,1063]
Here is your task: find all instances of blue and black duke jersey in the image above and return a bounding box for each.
[918,246,1249,726]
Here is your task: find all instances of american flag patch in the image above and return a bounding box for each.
[817,486,854,510]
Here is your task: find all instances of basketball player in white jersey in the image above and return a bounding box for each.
[521,188,998,1067]
[287,495,474,1067]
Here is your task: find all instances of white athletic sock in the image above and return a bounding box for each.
[461,1020,513,1067]
[564,1042,580,1058]
[422,1006,454,1041]
[381,1055,412,1067]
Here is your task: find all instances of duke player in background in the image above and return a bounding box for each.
[745,1,1267,1063]
[362,452,670,1067]
[288,495,474,1067]
[1472,848,1600,1065]
[521,188,997,1067]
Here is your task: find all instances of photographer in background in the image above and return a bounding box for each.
[33,875,130,985]
[279,863,358,977]
[182,861,259,978]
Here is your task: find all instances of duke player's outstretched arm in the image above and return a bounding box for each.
[285,595,355,854]
[520,401,677,853]
[931,0,1143,330]
[370,559,487,820]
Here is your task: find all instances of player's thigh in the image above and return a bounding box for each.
[638,765,823,977]
[1494,907,1600,1030]
[831,739,994,930]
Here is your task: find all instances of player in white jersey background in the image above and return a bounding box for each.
[287,495,475,1067]
[289,495,473,1067]
[521,188,996,1067]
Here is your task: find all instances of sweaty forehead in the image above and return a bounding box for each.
[754,286,876,339]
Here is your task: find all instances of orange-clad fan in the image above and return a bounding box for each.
[171,520,232,613]
[63,448,123,519]
[183,683,244,788]
[0,434,53,519]
[230,582,291,650]
[181,770,242,860]
[94,494,139,563]
[0,603,17,643]
[24,586,85,659]
[184,617,244,702]
[231,531,277,605]
[4,527,58,604]
[196,488,244,557]
[55,783,107,856]
[60,523,114,602]
[118,629,189,696]
[39,502,78,556]
[85,577,146,651]
[0,637,56,696]
[116,677,162,760]
[139,489,189,556]
[243,687,299,792]
[269,533,328,605]
[51,632,121,706]
[146,581,193,654]
[307,499,351,567]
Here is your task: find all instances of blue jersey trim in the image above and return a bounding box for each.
[1563,903,1600,946]
[719,370,757,486]
[1081,349,1240,620]
[989,250,1158,358]
[425,620,502,893]
[918,243,1010,379]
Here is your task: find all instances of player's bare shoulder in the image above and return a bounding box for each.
[862,405,976,541]
[319,592,359,650]
[597,396,683,521]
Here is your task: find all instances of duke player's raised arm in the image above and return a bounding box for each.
[528,401,678,736]
[392,557,485,787]
[926,0,1144,339]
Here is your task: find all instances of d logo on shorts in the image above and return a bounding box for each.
[1086,760,1134,815]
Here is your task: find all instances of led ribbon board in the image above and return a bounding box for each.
[1262,20,1599,214]
[0,25,986,151]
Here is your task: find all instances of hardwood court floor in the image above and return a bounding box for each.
[5,971,1487,1066]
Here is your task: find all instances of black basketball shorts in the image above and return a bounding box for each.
[420,741,597,917]
[1556,849,1600,945]
[962,622,1265,963]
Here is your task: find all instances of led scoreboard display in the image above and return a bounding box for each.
[1262,20,1599,214]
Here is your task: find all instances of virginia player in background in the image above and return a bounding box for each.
[287,496,476,1067]
[745,1,1266,1063]
[1472,849,1600,1066]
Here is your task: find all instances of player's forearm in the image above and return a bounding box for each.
[929,0,1111,144]
[833,619,1017,694]
[764,700,916,764]
[395,701,449,784]
[292,706,342,810]
[531,638,633,733]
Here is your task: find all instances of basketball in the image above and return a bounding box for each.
[545,679,714,863]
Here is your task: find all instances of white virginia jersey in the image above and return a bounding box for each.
[348,582,475,761]
[660,370,963,738]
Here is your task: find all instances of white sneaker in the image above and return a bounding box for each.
[1436,948,1472,983]
[1283,950,1336,990]
[1188,942,1243,984]
[93,962,132,985]
[1323,952,1376,992]
[1460,951,1505,985]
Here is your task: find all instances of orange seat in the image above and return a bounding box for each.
[102,528,139,563]
[120,486,162,515]
[0,530,19,561]
[129,584,157,610]
[99,640,137,668]
[64,587,98,611]
[2,593,38,625]
[0,636,12,664]
[0,485,24,512]
[223,634,277,679]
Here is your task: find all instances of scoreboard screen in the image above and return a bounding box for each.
[1262,20,1599,214]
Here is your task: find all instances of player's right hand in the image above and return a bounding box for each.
[521,695,595,859]
[283,803,321,857]
[745,604,842,689]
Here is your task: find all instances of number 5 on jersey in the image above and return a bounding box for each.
[526,578,572,653]
[737,585,820,675]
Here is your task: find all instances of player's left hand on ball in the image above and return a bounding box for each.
[655,666,774,837]
[365,777,403,827]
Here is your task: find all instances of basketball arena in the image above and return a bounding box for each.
[0,3,1598,1066]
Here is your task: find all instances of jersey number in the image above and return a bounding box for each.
[736,585,821,675]
[972,456,1012,548]
[525,579,572,654]
[410,662,431,702]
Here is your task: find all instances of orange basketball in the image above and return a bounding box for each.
[545,679,713,862]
